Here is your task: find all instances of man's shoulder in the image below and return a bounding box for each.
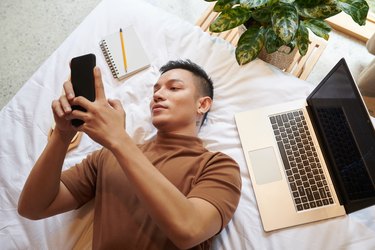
[201,150,241,182]
[206,150,238,165]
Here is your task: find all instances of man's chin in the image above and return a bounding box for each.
[151,118,167,130]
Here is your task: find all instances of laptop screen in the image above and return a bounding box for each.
[307,58,375,205]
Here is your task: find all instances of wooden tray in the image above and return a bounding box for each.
[196,3,326,80]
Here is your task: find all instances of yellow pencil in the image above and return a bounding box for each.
[119,28,128,72]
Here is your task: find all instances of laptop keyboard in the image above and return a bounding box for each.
[269,110,334,212]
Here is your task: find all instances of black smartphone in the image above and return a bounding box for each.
[70,53,96,126]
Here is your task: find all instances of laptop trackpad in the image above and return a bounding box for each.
[249,147,282,185]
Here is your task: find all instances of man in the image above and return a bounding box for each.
[18,59,241,249]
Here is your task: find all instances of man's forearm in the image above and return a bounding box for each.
[18,129,73,219]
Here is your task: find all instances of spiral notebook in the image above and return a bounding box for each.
[99,26,150,80]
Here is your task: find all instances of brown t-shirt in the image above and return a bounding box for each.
[61,132,241,250]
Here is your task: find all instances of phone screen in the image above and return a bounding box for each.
[70,53,96,126]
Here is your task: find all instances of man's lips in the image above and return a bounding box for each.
[152,104,167,112]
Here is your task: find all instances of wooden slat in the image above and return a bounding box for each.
[196,3,217,32]
[286,36,327,80]
[226,29,239,45]
[195,3,214,27]
[218,29,232,39]
[299,39,326,80]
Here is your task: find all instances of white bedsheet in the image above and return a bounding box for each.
[1,0,375,249]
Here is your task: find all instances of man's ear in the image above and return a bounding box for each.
[197,96,212,114]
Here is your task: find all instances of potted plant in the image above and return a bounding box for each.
[205,0,369,65]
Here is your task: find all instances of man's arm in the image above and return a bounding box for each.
[18,80,80,220]
[18,128,80,219]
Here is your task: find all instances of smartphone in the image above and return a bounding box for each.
[70,53,96,126]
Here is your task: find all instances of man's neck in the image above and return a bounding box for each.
[157,126,198,138]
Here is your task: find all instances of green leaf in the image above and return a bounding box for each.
[296,2,341,19]
[210,7,252,32]
[296,23,309,56]
[252,6,272,23]
[235,27,265,65]
[214,0,240,12]
[337,0,369,26]
[280,0,296,4]
[264,27,284,53]
[294,0,324,8]
[240,0,273,9]
[265,0,279,6]
[285,40,297,53]
[303,19,331,40]
[271,3,299,44]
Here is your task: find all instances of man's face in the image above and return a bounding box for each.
[150,68,201,134]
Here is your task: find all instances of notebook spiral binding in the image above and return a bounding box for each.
[99,40,120,78]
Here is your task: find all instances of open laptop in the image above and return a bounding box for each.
[235,58,375,232]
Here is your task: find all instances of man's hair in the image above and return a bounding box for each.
[159,60,214,127]
[159,59,214,100]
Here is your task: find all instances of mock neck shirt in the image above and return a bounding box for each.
[153,131,204,147]
[61,132,241,250]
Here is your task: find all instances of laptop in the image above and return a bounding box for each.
[235,58,375,232]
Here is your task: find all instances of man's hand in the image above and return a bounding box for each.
[51,78,77,141]
[68,67,126,149]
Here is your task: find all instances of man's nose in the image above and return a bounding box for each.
[153,88,165,102]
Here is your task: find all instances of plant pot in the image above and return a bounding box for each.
[257,46,298,71]
[238,25,298,70]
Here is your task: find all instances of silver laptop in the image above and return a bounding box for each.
[235,58,375,232]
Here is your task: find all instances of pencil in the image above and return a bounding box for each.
[119,28,128,72]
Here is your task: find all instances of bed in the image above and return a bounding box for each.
[1,0,375,249]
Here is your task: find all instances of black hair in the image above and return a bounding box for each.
[159,59,214,100]
[159,59,214,127]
